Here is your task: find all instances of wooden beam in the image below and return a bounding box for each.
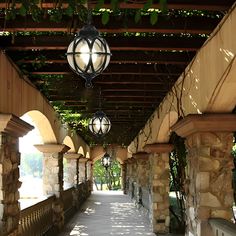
[0,1,233,11]
[11,51,195,65]
[1,35,205,51]
[0,15,220,34]
[24,63,184,75]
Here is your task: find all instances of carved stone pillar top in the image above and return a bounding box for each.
[79,157,89,163]
[133,152,149,159]
[125,158,136,164]
[0,113,33,137]
[171,114,236,138]
[64,153,82,159]
[143,143,173,153]
[34,144,70,153]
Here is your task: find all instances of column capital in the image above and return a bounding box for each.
[64,153,82,159]
[125,157,136,164]
[0,113,33,137]
[79,157,88,163]
[133,152,149,160]
[34,144,70,153]
[143,143,174,153]
[171,114,236,138]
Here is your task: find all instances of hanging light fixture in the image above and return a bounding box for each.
[101,152,112,170]
[88,88,111,136]
[88,110,111,136]
[66,11,111,88]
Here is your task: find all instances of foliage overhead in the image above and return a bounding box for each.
[0,0,224,26]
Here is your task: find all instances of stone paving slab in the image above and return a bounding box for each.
[59,190,184,236]
[59,190,157,236]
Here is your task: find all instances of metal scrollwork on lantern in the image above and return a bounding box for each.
[67,22,111,88]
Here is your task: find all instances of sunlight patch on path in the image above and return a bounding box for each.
[59,191,155,236]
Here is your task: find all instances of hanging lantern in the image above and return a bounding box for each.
[88,111,111,136]
[101,152,112,170]
[67,24,111,88]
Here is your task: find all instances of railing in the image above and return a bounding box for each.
[20,195,54,236]
[20,181,91,235]
[62,187,75,221]
[209,218,236,236]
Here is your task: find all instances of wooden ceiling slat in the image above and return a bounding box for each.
[0,15,220,34]
[0,0,233,11]
[10,51,195,65]
[0,35,205,51]
[26,63,184,75]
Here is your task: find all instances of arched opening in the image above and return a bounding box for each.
[19,113,44,208]
[93,158,121,191]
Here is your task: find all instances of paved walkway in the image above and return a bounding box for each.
[59,190,156,236]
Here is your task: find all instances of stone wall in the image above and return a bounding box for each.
[0,134,21,236]
[64,159,77,187]
[43,153,64,197]
[149,153,170,234]
[185,132,234,236]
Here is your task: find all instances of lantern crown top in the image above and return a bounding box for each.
[78,24,99,38]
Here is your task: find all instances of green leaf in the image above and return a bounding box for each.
[19,5,27,16]
[143,0,153,11]
[160,0,168,14]
[150,11,158,25]
[65,6,74,16]
[134,9,141,23]
[102,11,109,25]
[95,0,104,11]
[111,0,119,12]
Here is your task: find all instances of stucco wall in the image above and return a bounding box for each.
[128,3,236,154]
[0,51,89,153]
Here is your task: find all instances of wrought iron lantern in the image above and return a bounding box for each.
[88,111,111,136]
[101,152,112,170]
[67,22,111,88]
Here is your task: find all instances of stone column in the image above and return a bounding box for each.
[64,153,81,188]
[133,152,149,206]
[121,162,127,194]
[35,144,70,232]
[79,157,87,183]
[172,114,236,236]
[144,143,173,234]
[127,158,137,198]
[86,160,93,191]
[134,152,149,187]
[0,114,33,236]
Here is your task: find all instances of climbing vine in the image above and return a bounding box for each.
[169,132,187,233]
[0,0,224,26]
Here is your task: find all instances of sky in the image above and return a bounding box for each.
[19,114,43,153]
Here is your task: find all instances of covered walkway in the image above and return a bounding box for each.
[59,191,181,236]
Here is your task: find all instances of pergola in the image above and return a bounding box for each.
[1,0,235,145]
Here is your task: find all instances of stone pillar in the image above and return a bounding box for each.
[133,152,149,207]
[0,114,33,236]
[79,157,87,183]
[64,153,81,188]
[121,162,127,194]
[144,143,173,234]
[127,158,137,198]
[35,144,70,232]
[86,160,93,191]
[134,152,149,187]
[172,114,236,236]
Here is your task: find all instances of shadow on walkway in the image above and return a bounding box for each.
[59,190,156,236]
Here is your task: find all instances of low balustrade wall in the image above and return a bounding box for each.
[20,181,91,236]
[20,196,54,236]
[209,218,236,236]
